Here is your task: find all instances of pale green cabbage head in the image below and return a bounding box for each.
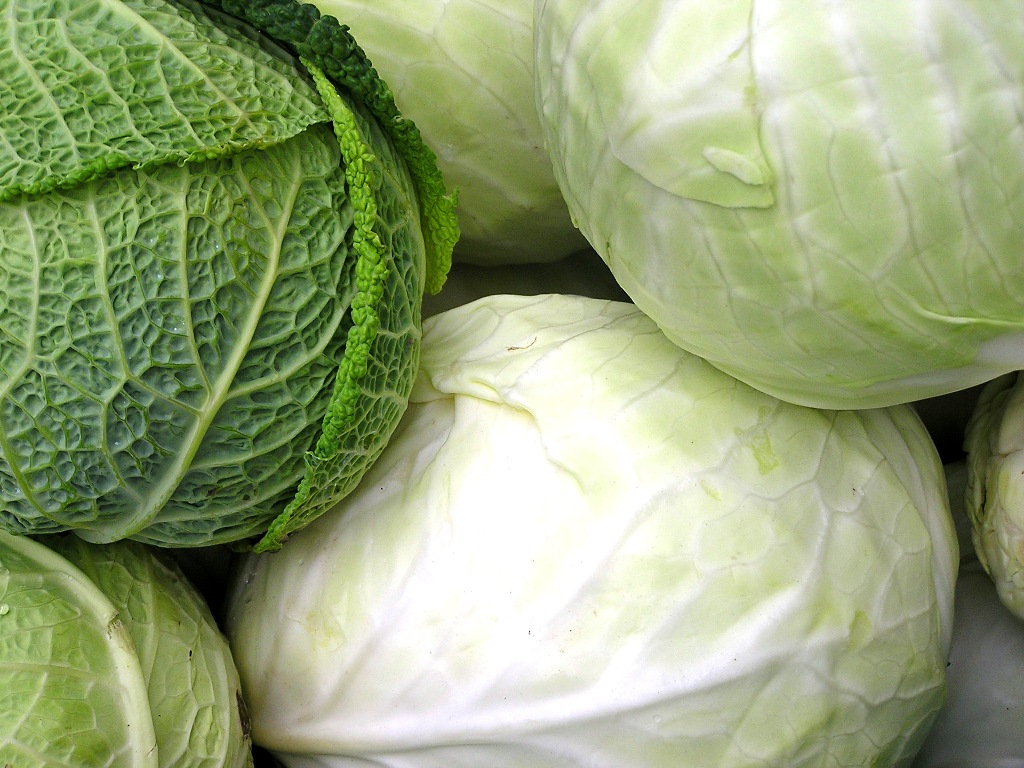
[0,531,252,768]
[308,0,589,265]
[534,0,1024,409]
[226,293,958,768]
[963,372,1024,620]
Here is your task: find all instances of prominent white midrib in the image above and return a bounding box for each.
[101,155,308,541]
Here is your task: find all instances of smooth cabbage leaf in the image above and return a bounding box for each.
[226,294,958,768]
[0,530,253,768]
[535,0,1024,408]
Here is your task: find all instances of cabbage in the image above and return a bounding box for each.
[0,0,457,549]
[0,530,252,767]
[306,0,589,265]
[963,372,1024,620]
[225,293,958,768]
[534,0,1024,409]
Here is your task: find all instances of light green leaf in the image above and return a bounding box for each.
[50,535,254,768]
[0,530,157,768]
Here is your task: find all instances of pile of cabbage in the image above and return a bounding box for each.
[0,0,456,763]
[2,0,1023,766]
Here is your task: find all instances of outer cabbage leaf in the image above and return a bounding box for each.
[304,0,589,265]
[0,0,457,548]
[226,294,958,768]
[0,530,156,767]
[1,125,359,546]
[534,0,1024,408]
[0,530,253,767]
[963,372,1024,619]
[49,535,254,768]
[204,0,458,294]
[0,0,327,198]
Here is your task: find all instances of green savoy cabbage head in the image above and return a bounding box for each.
[225,293,959,768]
[0,530,252,768]
[0,0,457,550]
[534,0,1024,409]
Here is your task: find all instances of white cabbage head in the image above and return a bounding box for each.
[534,0,1024,408]
[308,0,589,265]
[226,294,958,767]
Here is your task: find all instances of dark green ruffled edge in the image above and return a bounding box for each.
[207,2,458,551]
[203,0,458,295]
[1,1,457,550]
[252,61,402,552]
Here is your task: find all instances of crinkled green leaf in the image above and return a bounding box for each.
[255,60,424,552]
[0,0,454,547]
[204,0,458,294]
[0,126,357,545]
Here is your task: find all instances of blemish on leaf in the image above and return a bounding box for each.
[507,337,537,352]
